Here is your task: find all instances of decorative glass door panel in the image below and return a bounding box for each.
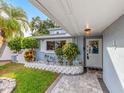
[85,38,102,68]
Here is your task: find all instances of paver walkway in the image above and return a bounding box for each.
[50,73,103,93]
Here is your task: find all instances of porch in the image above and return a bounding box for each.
[24,62,108,93]
[28,0,124,92]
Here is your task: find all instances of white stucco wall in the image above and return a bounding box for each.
[17,51,25,63]
[0,45,25,63]
[0,45,12,60]
[103,15,124,93]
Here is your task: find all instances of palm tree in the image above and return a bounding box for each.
[0,16,20,40]
[0,0,28,39]
[2,4,29,35]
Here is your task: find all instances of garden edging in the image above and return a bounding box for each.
[24,62,83,75]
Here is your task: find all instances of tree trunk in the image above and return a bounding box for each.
[0,28,6,42]
[68,59,73,66]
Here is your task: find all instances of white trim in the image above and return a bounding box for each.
[29,0,74,35]
[33,34,72,39]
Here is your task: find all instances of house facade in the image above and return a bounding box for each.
[34,28,72,61]
[34,28,85,66]
[29,0,124,93]
[34,17,124,93]
[35,28,102,69]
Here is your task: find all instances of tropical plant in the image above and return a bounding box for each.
[63,43,80,65]
[21,37,38,62]
[43,19,57,29]
[22,37,39,49]
[30,16,49,36]
[8,37,22,53]
[30,16,41,34]
[32,21,49,36]
[30,17,60,36]
[55,48,63,65]
[0,0,28,39]
[24,49,35,62]
[0,16,20,40]
[2,3,28,32]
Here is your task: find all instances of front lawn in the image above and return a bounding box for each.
[0,63,58,93]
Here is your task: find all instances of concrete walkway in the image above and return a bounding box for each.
[48,73,103,93]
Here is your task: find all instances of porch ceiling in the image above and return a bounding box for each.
[29,0,124,36]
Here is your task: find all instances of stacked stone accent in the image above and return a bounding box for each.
[0,78,16,93]
[25,63,83,75]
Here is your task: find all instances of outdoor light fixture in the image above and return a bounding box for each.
[84,24,91,36]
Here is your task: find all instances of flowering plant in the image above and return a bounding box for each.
[24,50,35,62]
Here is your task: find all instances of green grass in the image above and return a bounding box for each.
[0,63,58,93]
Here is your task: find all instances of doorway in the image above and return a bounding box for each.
[85,38,103,69]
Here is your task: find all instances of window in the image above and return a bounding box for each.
[47,41,55,50]
[55,41,66,48]
[46,40,66,50]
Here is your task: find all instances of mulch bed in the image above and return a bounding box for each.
[0,61,11,66]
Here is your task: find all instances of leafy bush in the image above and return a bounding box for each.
[63,43,80,65]
[55,48,63,65]
[8,37,22,53]
[22,37,39,49]
[22,37,38,61]
[24,50,35,62]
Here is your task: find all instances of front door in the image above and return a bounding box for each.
[85,38,102,68]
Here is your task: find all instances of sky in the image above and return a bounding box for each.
[5,0,48,36]
[6,0,48,21]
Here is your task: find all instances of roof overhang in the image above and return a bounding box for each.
[33,34,72,39]
[29,0,124,36]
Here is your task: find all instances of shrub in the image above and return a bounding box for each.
[24,50,35,62]
[22,37,38,62]
[55,48,63,65]
[63,43,80,65]
[22,37,39,49]
[8,37,22,53]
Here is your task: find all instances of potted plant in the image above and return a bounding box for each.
[63,43,80,65]
[55,48,63,65]
[8,37,22,62]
